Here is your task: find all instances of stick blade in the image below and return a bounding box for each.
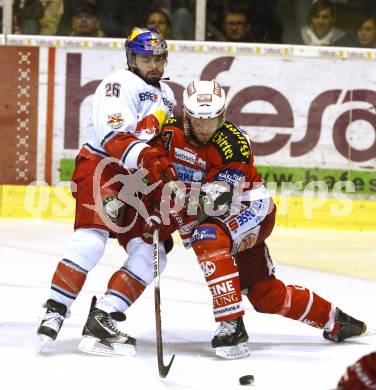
[159,354,175,378]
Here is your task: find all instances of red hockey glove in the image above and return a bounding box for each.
[337,351,376,389]
[142,209,185,244]
[137,147,177,185]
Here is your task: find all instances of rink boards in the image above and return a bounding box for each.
[0,184,375,231]
[1,184,376,281]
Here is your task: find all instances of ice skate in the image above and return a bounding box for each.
[37,299,68,352]
[211,316,250,359]
[323,308,366,342]
[78,297,136,356]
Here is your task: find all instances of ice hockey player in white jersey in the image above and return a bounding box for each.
[37,27,176,355]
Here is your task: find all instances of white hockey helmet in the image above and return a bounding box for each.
[183,80,226,119]
[183,80,226,144]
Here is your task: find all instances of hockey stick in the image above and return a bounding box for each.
[153,228,175,378]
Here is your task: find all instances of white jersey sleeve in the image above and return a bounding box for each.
[83,69,175,168]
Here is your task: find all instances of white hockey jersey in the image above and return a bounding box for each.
[80,68,175,168]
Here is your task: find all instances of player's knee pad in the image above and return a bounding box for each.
[191,223,231,257]
[63,228,109,271]
[51,228,109,305]
[124,237,167,285]
[247,278,287,314]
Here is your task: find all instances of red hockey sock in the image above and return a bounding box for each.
[51,258,88,302]
[279,284,334,329]
[105,268,146,308]
[198,249,244,322]
[192,223,244,322]
[248,278,335,330]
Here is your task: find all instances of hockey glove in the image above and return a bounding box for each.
[142,209,185,244]
[137,147,177,185]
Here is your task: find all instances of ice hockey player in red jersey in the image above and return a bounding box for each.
[36,27,176,355]
[140,79,367,359]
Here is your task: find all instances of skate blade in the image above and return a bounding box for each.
[35,334,53,354]
[215,342,250,360]
[78,336,136,357]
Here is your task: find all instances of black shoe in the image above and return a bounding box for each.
[323,308,366,342]
[37,299,68,341]
[78,297,136,356]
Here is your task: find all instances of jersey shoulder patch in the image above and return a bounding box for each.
[211,122,251,163]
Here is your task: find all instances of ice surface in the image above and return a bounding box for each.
[0,220,375,390]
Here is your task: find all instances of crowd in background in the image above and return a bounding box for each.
[1,0,376,48]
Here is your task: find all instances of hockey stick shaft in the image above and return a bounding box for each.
[153,228,175,378]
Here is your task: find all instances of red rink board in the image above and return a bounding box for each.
[0,46,39,184]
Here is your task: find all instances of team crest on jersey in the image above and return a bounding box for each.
[107,113,124,129]
[102,196,121,223]
[239,232,258,252]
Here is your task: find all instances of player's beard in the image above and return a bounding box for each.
[145,70,163,86]
[189,116,221,144]
[192,130,214,144]
[134,69,162,87]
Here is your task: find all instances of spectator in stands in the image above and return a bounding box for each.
[145,7,173,39]
[222,6,252,42]
[207,3,253,42]
[207,0,282,43]
[58,1,127,38]
[299,0,345,46]
[39,0,64,35]
[70,2,104,37]
[357,15,376,47]
[13,0,44,34]
[337,15,376,48]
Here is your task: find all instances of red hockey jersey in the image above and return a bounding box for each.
[150,116,264,247]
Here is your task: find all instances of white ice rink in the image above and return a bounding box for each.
[1,219,375,390]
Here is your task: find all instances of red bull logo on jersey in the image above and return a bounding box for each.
[107,113,124,129]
